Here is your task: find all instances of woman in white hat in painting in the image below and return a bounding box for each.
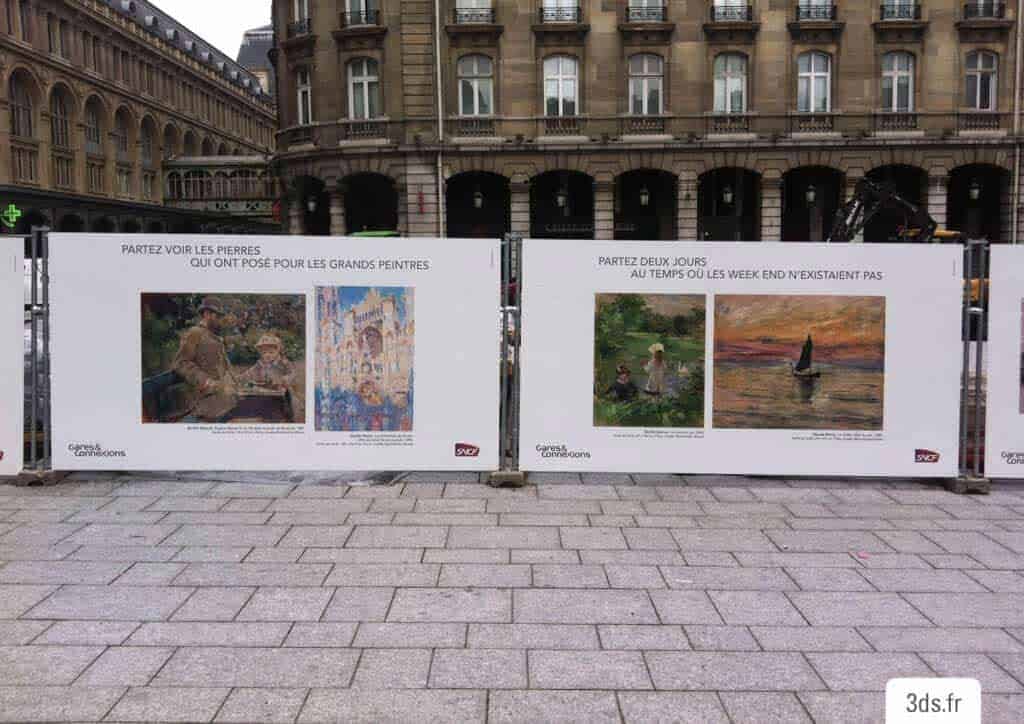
[644,342,666,396]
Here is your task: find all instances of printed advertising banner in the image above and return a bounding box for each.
[50,235,499,470]
[1,239,23,476]
[520,241,962,477]
[984,246,1024,477]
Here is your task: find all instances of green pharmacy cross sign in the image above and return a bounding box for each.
[1,204,23,230]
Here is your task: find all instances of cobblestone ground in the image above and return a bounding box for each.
[0,472,1023,722]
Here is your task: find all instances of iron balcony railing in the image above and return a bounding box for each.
[879,2,921,19]
[958,111,1002,131]
[543,116,582,135]
[455,117,496,136]
[707,113,753,134]
[710,4,754,21]
[341,9,381,26]
[874,111,918,131]
[286,17,312,37]
[454,7,495,24]
[626,5,667,22]
[795,3,837,20]
[790,112,835,132]
[621,116,667,134]
[963,2,1006,18]
[539,6,582,23]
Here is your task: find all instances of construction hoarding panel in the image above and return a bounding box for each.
[1,239,23,476]
[984,246,1024,477]
[50,235,499,470]
[520,241,962,477]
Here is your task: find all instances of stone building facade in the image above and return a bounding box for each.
[272,0,1021,244]
[1,0,277,235]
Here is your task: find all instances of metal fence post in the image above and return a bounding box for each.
[490,232,525,487]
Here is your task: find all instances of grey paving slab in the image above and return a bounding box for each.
[685,625,760,651]
[171,586,255,621]
[425,548,509,564]
[439,564,530,587]
[766,530,893,553]
[991,653,1024,683]
[236,587,334,621]
[347,525,447,548]
[354,647,431,688]
[114,481,215,497]
[386,587,509,622]
[559,526,628,549]
[983,694,1024,724]
[671,529,778,551]
[0,620,50,644]
[299,689,486,723]
[798,692,882,724]
[415,499,487,513]
[209,483,294,498]
[789,592,933,626]
[965,570,1024,592]
[430,649,527,689]
[511,549,580,564]
[215,687,308,723]
[532,564,608,588]
[113,562,188,585]
[539,485,618,500]
[107,686,231,722]
[622,527,680,549]
[621,692,731,723]
[853,553,931,569]
[172,546,252,562]
[470,623,599,649]
[921,652,1024,693]
[720,692,813,724]
[606,564,667,588]
[905,593,1024,626]
[660,565,797,590]
[245,547,303,563]
[750,626,873,652]
[486,499,601,515]
[321,587,395,622]
[23,585,192,621]
[163,524,289,547]
[174,563,330,587]
[858,568,987,592]
[302,547,424,563]
[283,622,358,647]
[645,651,825,690]
[580,550,684,565]
[787,518,892,530]
[875,530,947,554]
[735,552,858,567]
[0,685,125,723]
[394,513,497,526]
[353,622,465,648]
[515,589,658,624]
[68,545,179,562]
[75,645,173,685]
[529,649,652,689]
[146,496,227,512]
[154,647,360,687]
[159,511,274,525]
[0,523,84,545]
[35,620,138,645]
[598,624,689,650]
[222,499,274,513]
[709,590,806,625]
[806,652,934,691]
[649,591,724,625]
[278,526,353,547]
[325,563,440,587]
[0,584,59,617]
[0,645,103,684]
[784,567,874,591]
[128,621,290,647]
[489,691,618,724]
[447,525,559,549]
[683,551,739,567]
[271,498,369,514]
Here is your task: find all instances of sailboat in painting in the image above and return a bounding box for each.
[791,335,822,379]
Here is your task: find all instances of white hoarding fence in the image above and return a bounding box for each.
[1,232,28,476]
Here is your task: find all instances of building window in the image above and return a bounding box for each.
[714,53,747,113]
[9,75,32,138]
[541,0,580,23]
[797,51,831,112]
[798,0,834,20]
[59,19,68,57]
[628,54,663,116]
[458,55,493,116]
[50,91,70,148]
[346,0,379,25]
[142,172,155,201]
[141,127,154,167]
[47,13,57,54]
[18,0,30,42]
[965,51,997,111]
[544,55,578,116]
[114,114,129,160]
[455,0,493,24]
[92,37,102,73]
[85,103,102,155]
[881,0,917,19]
[348,58,381,119]
[121,51,130,84]
[87,161,104,193]
[294,0,309,20]
[5,1,13,35]
[296,68,313,125]
[116,167,132,198]
[52,154,72,188]
[881,51,914,112]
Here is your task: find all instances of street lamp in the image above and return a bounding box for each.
[306,197,317,213]
[721,185,734,205]
[805,184,817,206]
[639,186,650,207]
[556,186,569,216]
[472,188,484,209]
[969,180,982,202]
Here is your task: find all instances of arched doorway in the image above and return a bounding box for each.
[58,214,85,232]
[615,169,678,240]
[445,172,509,238]
[864,165,926,242]
[947,164,1008,243]
[123,219,142,233]
[91,217,116,233]
[343,173,399,234]
[146,221,165,233]
[292,176,330,235]
[698,168,760,241]
[530,170,595,239]
[782,167,844,242]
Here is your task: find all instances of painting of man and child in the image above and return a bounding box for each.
[315,286,415,432]
[593,293,706,428]
[140,293,306,424]
[713,295,885,431]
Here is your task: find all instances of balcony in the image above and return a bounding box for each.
[789,4,843,41]
[704,5,759,43]
[286,18,312,38]
[620,116,668,137]
[454,117,496,138]
[874,2,927,41]
[543,116,583,137]
[957,2,1012,40]
[344,119,389,141]
[282,16,316,58]
[619,4,674,43]
[341,10,380,26]
[626,6,666,22]
[334,10,387,49]
[447,7,503,45]
[534,6,589,45]
[874,111,919,132]
[790,113,836,134]
[707,113,753,135]
[958,111,1007,133]
[282,125,314,149]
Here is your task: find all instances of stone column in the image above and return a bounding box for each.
[845,176,864,243]
[404,159,439,237]
[927,175,948,236]
[594,180,614,240]
[287,200,304,235]
[396,185,408,237]
[677,172,698,240]
[760,176,782,242]
[509,181,530,237]
[328,189,346,236]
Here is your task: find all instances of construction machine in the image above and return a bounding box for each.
[826,177,964,244]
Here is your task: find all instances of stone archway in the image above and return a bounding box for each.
[446,171,510,239]
[530,170,595,239]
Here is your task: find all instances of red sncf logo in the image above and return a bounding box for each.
[455,443,480,457]
[915,449,940,463]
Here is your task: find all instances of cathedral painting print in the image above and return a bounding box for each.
[315,287,414,432]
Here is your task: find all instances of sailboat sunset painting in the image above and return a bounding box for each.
[713,295,885,430]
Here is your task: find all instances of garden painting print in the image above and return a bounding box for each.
[713,295,885,430]
[593,293,705,428]
[316,286,414,432]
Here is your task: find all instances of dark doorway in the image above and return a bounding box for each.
[123,219,142,234]
[530,171,595,239]
[698,168,760,241]
[58,214,85,232]
[864,165,927,242]
[615,170,678,240]
[782,167,844,242]
[446,172,510,239]
[147,221,165,233]
[344,173,399,234]
[91,217,116,233]
[292,176,330,235]
[947,164,1007,243]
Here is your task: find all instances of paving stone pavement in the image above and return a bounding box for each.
[0,472,1023,722]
